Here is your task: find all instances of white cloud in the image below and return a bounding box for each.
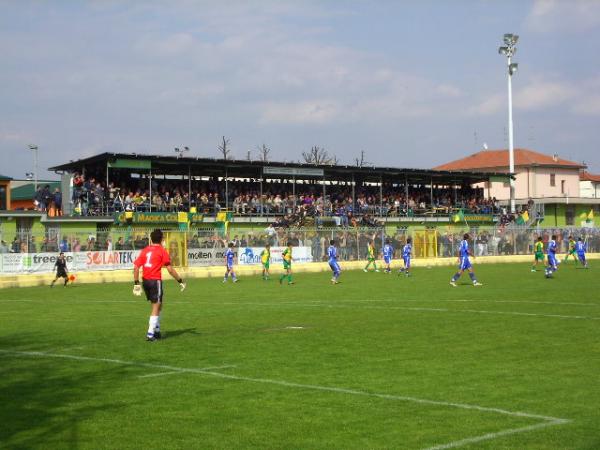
[527,0,600,33]
[468,76,600,117]
[571,96,600,115]
[515,80,576,110]
[466,93,504,116]
[259,100,340,125]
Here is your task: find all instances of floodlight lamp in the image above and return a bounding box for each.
[503,33,513,44]
[498,46,508,55]
[512,34,519,44]
[509,63,518,75]
[28,144,38,150]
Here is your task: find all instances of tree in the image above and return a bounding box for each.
[354,150,371,168]
[301,146,338,166]
[256,144,271,162]
[218,136,232,160]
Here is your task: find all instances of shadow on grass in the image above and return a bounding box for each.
[0,333,133,449]
[164,327,202,339]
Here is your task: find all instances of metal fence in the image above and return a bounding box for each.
[1,224,599,265]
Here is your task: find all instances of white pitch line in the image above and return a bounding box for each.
[137,365,237,379]
[211,301,600,321]
[1,349,571,449]
[0,299,191,304]
[137,370,186,379]
[327,298,600,308]
[422,419,567,450]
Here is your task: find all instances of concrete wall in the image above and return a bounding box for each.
[2,254,598,289]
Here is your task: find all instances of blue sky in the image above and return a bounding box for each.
[1,0,600,179]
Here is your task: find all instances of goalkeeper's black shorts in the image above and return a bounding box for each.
[143,279,163,303]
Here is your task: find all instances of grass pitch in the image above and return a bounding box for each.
[1,262,599,449]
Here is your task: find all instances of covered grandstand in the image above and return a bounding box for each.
[48,152,511,223]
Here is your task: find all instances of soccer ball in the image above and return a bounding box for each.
[69,274,76,282]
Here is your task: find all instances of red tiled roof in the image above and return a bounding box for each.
[433,148,585,171]
[580,171,600,183]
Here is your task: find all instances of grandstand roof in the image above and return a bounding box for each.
[49,152,509,184]
[0,174,12,181]
[434,148,585,171]
[10,181,61,201]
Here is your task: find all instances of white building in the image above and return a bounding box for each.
[580,171,600,198]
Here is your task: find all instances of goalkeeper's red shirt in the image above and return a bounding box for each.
[134,244,171,280]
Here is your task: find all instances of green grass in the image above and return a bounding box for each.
[1,262,599,449]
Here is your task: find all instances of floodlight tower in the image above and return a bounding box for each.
[174,146,190,158]
[28,144,39,192]
[498,33,519,214]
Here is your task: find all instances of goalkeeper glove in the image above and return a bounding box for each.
[133,281,142,296]
[178,278,186,292]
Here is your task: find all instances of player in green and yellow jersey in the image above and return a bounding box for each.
[279,242,294,285]
[363,240,379,272]
[563,236,578,265]
[260,244,271,280]
[531,236,544,272]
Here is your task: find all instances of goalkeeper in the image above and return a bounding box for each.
[132,229,186,341]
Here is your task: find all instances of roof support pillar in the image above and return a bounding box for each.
[379,174,383,217]
[188,165,192,211]
[405,175,409,216]
[149,167,152,212]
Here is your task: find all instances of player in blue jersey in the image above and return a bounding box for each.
[575,237,588,269]
[328,239,341,284]
[382,239,394,273]
[223,242,238,283]
[398,237,412,277]
[450,233,483,287]
[544,234,559,278]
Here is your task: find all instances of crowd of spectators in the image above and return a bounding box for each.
[33,185,62,215]
[69,173,500,222]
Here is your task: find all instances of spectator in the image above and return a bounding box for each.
[59,237,70,252]
[53,188,62,216]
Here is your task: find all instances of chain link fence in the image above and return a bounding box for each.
[1,223,599,268]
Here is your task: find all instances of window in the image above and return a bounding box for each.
[561,180,565,194]
[550,174,556,187]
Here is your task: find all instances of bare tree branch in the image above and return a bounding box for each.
[256,143,271,162]
[301,146,337,166]
[218,136,232,160]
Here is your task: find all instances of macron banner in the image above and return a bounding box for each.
[187,248,238,267]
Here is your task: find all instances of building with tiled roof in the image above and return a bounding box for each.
[434,148,586,200]
[580,171,600,198]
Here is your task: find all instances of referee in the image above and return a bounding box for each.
[50,252,69,287]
